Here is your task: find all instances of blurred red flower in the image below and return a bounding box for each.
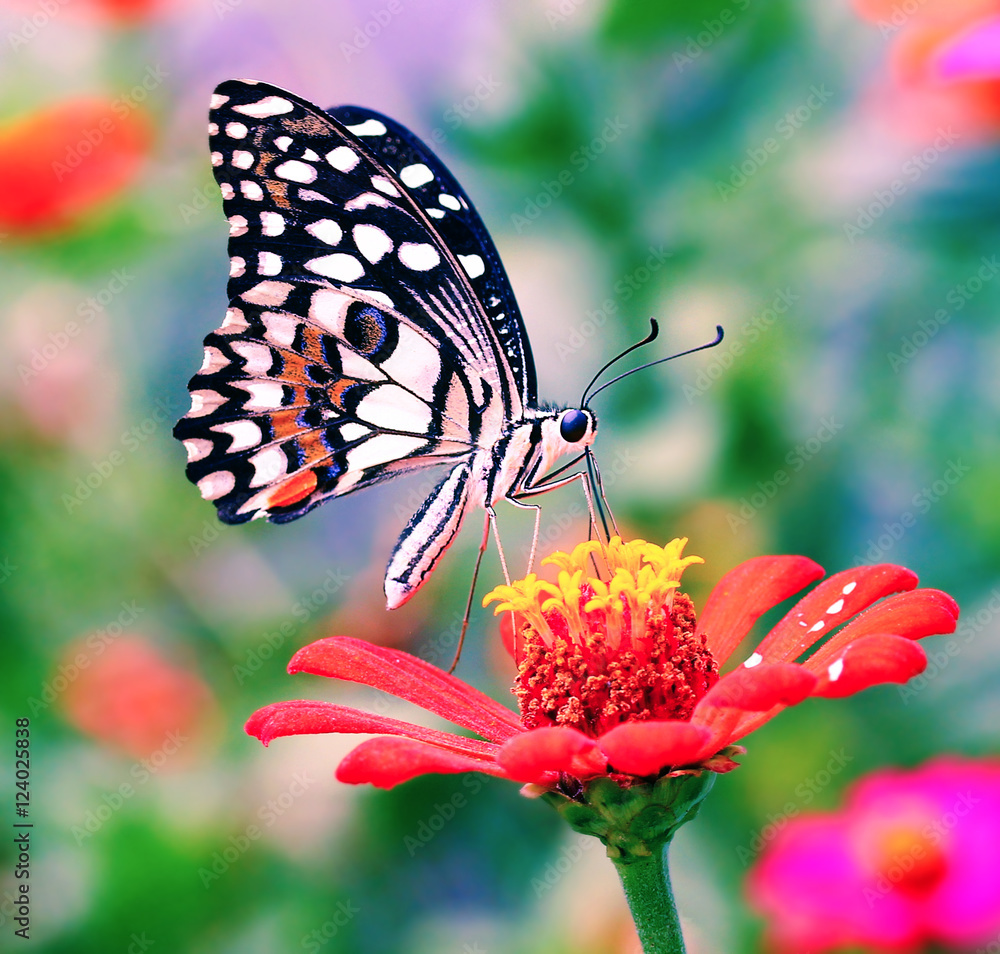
[247,538,958,791]
[61,635,218,762]
[0,97,151,235]
[853,0,1000,139]
[0,0,171,23]
[748,756,1000,952]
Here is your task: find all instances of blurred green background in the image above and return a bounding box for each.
[1,1,998,951]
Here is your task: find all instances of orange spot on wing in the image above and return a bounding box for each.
[266,469,318,508]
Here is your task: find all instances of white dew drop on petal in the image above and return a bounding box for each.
[828,658,845,682]
[826,599,845,615]
[842,581,857,595]
[398,242,440,271]
[400,163,434,188]
[459,253,485,279]
[744,652,763,668]
[808,620,825,633]
[326,146,359,172]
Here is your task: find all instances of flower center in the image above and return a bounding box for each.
[485,537,719,737]
[871,824,949,896]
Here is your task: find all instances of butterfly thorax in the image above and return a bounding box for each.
[473,407,597,510]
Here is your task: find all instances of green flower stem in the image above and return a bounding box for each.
[613,837,685,954]
[542,771,718,954]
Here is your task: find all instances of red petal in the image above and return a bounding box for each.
[754,564,918,664]
[244,700,501,760]
[699,662,818,711]
[336,737,508,789]
[288,637,522,743]
[690,702,747,757]
[598,721,712,777]
[806,588,959,670]
[697,556,825,664]
[497,727,607,784]
[810,634,927,698]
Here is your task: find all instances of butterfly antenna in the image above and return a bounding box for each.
[581,319,660,406]
[585,325,724,405]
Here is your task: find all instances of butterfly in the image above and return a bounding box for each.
[173,79,602,612]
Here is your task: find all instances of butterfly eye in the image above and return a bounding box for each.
[559,409,589,444]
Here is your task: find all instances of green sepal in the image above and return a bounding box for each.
[541,770,715,863]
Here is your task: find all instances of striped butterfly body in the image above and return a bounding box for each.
[174,79,597,610]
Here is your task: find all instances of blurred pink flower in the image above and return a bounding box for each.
[748,756,1000,952]
[0,284,120,451]
[853,0,1000,140]
[60,635,219,762]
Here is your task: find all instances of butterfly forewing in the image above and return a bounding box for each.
[326,104,537,409]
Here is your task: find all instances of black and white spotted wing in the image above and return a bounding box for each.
[174,79,596,609]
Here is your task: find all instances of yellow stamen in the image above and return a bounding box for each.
[483,536,704,640]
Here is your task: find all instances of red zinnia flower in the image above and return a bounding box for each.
[0,97,151,236]
[61,635,219,761]
[246,538,959,791]
[748,756,1000,952]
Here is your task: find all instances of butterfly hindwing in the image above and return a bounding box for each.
[174,284,485,524]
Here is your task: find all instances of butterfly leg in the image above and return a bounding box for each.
[586,449,621,539]
[506,496,542,575]
[514,469,601,545]
[448,510,492,674]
